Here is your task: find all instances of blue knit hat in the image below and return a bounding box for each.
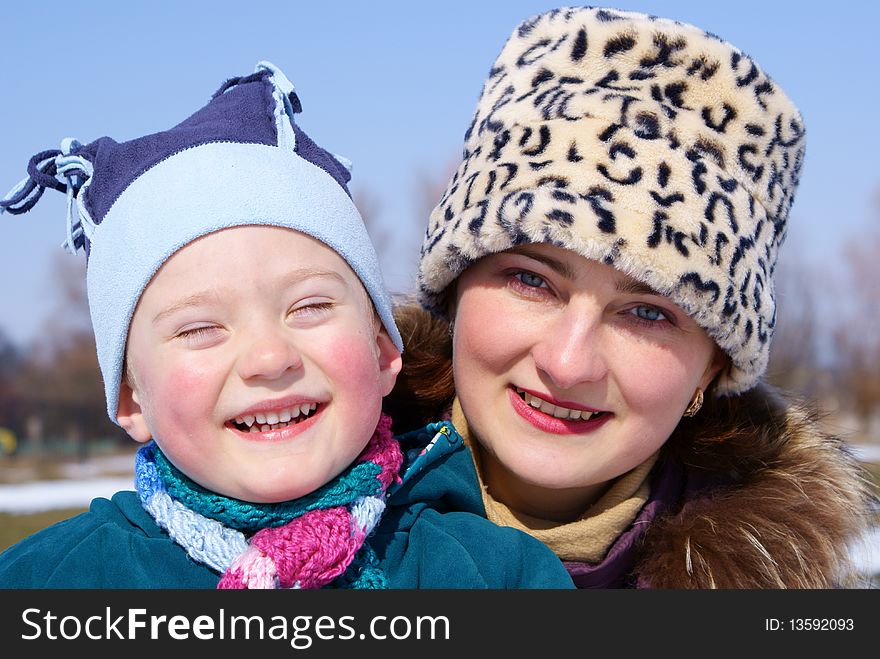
[1,61,402,423]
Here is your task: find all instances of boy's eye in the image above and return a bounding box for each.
[290,301,334,317]
[176,325,221,342]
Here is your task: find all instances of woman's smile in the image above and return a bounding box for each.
[508,386,612,435]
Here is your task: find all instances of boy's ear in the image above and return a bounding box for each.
[116,380,153,444]
[376,325,403,398]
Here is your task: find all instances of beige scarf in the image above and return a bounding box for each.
[451,398,657,563]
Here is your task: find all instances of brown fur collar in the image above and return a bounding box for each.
[636,385,877,588]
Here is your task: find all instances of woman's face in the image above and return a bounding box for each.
[452,244,722,520]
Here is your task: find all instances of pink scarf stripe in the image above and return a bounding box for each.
[359,414,402,490]
[256,508,360,589]
[218,545,277,588]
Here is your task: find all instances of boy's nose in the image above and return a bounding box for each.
[236,329,303,381]
[531,309,608,391]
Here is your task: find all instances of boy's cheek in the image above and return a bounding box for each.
[147,359,219,408]
[321,336,380,377]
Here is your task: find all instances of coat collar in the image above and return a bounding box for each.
[633,385,874,588]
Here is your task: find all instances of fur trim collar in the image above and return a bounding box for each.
[635,385,876,588]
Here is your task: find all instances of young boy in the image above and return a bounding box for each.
[0,62,573,589]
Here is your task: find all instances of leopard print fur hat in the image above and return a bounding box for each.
[417,6,806,395]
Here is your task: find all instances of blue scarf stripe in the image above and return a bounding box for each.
[144,489,248,572]
[137,444,248,572]
[153,445,384,531]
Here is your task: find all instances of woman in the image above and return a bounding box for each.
[386,6,876,588]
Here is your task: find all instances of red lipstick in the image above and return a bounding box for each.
[508,387,610,435]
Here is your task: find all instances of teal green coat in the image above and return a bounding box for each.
[0,422,573,589]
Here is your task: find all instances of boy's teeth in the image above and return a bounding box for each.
[235,403,319,431]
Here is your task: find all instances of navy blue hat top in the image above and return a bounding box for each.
[4,66,354,257]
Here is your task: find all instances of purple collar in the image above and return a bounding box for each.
[563,456,685,588]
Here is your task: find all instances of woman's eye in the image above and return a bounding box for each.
[630,305,667,323]
[515,271,547,288]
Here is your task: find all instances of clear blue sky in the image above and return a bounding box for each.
[2,0,878,348]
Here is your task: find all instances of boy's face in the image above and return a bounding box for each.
[117,226,401,503]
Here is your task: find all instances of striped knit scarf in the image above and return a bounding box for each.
[135,413,402,589]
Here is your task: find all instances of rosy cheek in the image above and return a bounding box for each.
[141,359,218,415]
[321,335,381,388]
[171,366,213,395]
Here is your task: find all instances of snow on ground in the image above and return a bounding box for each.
[849,525,880,577]
[0,476,135,513]
[850,443,880,463]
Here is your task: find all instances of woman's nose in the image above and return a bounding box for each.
[531,309,608,390]
[236,327,303,381]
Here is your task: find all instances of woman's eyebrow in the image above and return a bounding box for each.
[615,279,661,296]
[507,246,576,280]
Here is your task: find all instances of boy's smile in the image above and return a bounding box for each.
[117,226,401,503]
[228,396,320,435]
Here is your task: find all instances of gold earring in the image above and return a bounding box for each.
[682,388,704,417]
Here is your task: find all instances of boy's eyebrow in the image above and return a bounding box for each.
[153,291,223,325]
[152,267,347,324]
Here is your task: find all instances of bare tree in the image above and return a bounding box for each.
[765,236,825,398]
[831,192,880,419]
[0,329,22,429]
[353,186,391,261]
[415,156,460,229]
[13,253,126,453]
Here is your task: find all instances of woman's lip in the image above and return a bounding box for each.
[508,387,610,435]
[226,405,321,441]
[515,386,602,413]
